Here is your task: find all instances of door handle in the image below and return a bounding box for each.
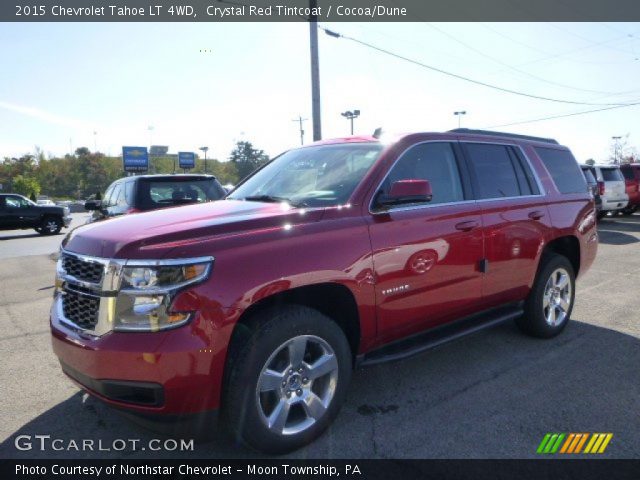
[528,210,545,220]
[455,220,480,231]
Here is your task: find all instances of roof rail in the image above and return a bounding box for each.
[448,128,559,145]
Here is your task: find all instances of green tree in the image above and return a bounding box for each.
[229,141,269,181]
[13,175,41,198]
[585,158,595,166]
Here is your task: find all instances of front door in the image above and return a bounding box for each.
[367,141,484,344]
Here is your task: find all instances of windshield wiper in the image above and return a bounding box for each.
[242,195,307,208]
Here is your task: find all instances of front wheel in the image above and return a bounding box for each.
[517,253,575,338]
[36,216,62,235]
[223,305,352,454]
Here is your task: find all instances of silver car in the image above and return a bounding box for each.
[592,164,628,217]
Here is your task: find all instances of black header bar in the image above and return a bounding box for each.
[3,0,640,22]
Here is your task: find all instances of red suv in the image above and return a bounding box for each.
[619,163,640,214]
[51,129,597,453]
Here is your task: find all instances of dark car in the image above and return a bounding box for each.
[0,194,71,235]
[52,129,597,453]
[85,174,226,222]
[580,165,602,215]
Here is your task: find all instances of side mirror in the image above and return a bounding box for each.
[84,200,101,211]
[378,179,433,208]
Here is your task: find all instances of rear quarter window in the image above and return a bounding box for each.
[534,147,586,194]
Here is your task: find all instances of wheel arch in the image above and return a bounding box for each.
[227,282,361,364]
[542,235,580,276]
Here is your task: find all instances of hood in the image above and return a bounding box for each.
[63,200,324,259]
[39,205,67,215]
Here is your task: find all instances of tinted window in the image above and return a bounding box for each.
[137,178,225,210]
[535,147,586,194]
[383,142,464,205]
[466,144,521,199]
[601,167,623,182]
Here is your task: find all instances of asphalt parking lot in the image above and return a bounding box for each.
[0,214,638,459]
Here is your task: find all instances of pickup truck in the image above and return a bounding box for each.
[0,194,71,234]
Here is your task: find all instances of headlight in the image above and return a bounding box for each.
[114,257,213,332]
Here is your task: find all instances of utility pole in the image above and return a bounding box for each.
[309,0,322,141]
[292,116,307,145]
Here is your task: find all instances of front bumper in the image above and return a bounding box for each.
[50,294,230,415]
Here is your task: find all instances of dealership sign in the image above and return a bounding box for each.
[178,152,195,169]
[122,146,149,172]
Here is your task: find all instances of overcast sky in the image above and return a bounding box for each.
[2,22,640,162]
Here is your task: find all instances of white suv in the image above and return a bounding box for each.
[591,164,628,218]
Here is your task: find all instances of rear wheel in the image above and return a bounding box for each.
[223,305,351,454]
[36,216,62,235]
[517,253,575,338]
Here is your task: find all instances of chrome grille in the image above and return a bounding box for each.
[62,254,104,284]
[61,288,100,330]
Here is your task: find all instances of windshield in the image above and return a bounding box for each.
[228,143,383,207]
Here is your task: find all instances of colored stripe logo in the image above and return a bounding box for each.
[537,433,613,454]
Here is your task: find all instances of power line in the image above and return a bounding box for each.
[423,22,616,95]
[484,101,640,129]
[320,26,635,107]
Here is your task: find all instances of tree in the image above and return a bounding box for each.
[29,192,37,202]
[13,175,41,198]
[229,141,269,181]
[585,158,596,166]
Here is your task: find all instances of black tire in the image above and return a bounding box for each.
[621,205,638,215]
[222,305,352,454]
[517,253,575,339]
[37,216,62,235]
[596,211,607,220]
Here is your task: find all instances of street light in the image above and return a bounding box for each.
[199,146,209,173]
[454,111,467,128]
[612,136,622,164]
[341,110,360,135]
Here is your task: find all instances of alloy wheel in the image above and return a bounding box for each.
[542,267,572,327]
[255,335,338,436]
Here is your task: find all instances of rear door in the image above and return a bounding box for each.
[461,142,551,306]
[367,141,484,343]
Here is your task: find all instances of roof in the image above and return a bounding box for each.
[116,174,218,181]
[310,129,560,147]
[449,128,559,145]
